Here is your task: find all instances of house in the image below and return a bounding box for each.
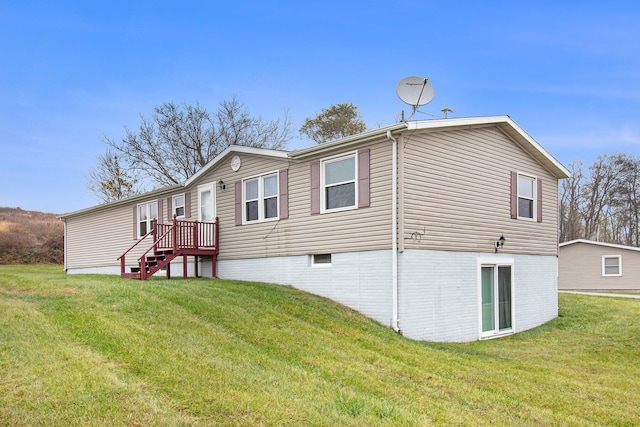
[559,239,640,292]
[59,115,570,342]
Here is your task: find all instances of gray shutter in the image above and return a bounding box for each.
[157,199,163,224]
[167,196,172,220]
[279,169,289,219]
[358,149,370,208]
[510,171,518,219]
[235,181,243,225]
[537,179,543,223]
[185,192,191,218]
[310,160,320,214]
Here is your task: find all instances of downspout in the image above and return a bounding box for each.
[387,130,400,333]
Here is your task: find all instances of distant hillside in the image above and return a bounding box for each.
[0,207,63,264]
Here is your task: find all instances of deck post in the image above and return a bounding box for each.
[172,214,177,253]
[193,219,199,250]
[166,260,171,279]
[194,256,199,278]
[152,218,158,253]
[183,255,188,279]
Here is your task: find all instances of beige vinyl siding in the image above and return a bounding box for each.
[402,126,559,256]
[65,201,150,269]
[559,242,640,290]
[189,142,393,261]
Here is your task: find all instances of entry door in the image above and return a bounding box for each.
[198,183,216,246]
[481,265,513,337]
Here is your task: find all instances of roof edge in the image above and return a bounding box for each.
[559,239,640,252]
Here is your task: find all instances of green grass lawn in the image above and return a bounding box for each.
[1,265,638,426]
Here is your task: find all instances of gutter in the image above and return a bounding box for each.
[387,130,400,333]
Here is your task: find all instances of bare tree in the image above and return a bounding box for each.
[559,161,585,242]
[89,97,292,198]
[580,155,619,241]
[87,150,140,203]
[559,153,640,247]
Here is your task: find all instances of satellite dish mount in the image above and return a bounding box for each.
[396,76,435,121]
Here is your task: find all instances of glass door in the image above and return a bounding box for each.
[481,264,513,337]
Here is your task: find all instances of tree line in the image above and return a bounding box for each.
[560,153,640,246]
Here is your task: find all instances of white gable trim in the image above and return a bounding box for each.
[185,145,288,187]
[560,239,640,252]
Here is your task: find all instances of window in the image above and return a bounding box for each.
[511,172,542,222]
[311,253,332,267]
[517,174,536,220]
[173,194,185,218]
[479,260,514,338]
[602,255,622,276]
[322,153,356,211]
[137,201,158,238]
[243,173,278,223]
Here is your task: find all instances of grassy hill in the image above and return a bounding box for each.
[1,265,639,426]
[0,207,63,264]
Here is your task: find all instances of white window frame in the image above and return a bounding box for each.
[477,257,515,339]
[173,194,186,219]
[137,200,158,239]
[517,172,538,221]
[242,171,279,224]
[602,255,622,277]
[311,253,332,267]
[320,151,358,214]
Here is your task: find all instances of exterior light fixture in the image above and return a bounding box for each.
[218,180,226,191]
[495,235,506,253]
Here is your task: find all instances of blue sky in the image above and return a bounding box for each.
[1,1,639,214]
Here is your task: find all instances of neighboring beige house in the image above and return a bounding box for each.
[60,115,570,342]
[559,239,640,291]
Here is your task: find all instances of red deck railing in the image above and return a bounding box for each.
[118,216,219,278]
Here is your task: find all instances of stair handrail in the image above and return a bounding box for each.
[137,221,177,280]
[118,219,159,276]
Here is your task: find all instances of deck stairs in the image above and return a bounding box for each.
[121,249,179,280]
[118,216,219,280]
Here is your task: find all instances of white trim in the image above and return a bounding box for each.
[185,146,288,187]
[320,151,358,214]
[477,257,515,339]
[560,239,640,252]
[172,193,186,219]
[241,170,280,224]
[602,255,622,277]
[59,115,569,221]
[136,200,158,239]
[197,182,216,222]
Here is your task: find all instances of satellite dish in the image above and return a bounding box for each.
[396,76,434,107]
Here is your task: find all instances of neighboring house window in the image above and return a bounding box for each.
[602,255,622,276]
[137,201,158,238]
[322,152,357,212]
[511,172,542,222]
[243,172,279,223]
[173,194,185,218]
[311,253,332,267]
